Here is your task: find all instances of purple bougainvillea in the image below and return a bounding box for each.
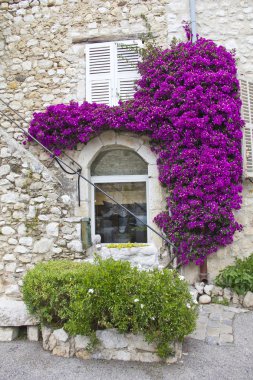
[28,34,244,266]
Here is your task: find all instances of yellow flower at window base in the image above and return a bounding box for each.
[106,243,148,249]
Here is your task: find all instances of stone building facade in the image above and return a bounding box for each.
[0,0,253,298]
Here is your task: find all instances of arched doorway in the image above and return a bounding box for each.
[90,147,148,243]
[74,131,165,251]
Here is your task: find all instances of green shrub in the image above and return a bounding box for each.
[23,258,197,358]
[211,296,229,306]
[215,254,253,295]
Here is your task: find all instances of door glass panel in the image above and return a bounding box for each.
[95,182,147,243]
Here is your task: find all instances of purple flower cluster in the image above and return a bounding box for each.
[29,36,244,265]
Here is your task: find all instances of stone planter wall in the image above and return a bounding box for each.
[42,326,182,364]
[88,244,159,270]
[190,282,253,310]
[210,286,253,309]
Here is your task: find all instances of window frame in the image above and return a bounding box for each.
[91,174,150,244]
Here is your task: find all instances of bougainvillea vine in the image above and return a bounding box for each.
[28,33,244,266]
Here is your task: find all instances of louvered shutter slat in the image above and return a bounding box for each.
[249,83,253,118]
[243,123,253,176]
[88,46,111,75]
[117,43,140,72]
[90,81,111,104]
[240,77,253,177]
[240,79,253,123]
[116,41,141,103]
[119,79,137,101]
[86,43,113,105]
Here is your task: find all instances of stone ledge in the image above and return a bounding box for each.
[0,298,39,326]
[98,244,159,270]
[42,326,182,364]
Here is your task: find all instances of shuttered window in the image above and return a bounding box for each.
[86,40,141,106]
[240,78,253,177]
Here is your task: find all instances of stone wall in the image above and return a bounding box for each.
[191,283,253,309]
[42,326,182,363]
[0,128,84,299]
[0,0,170,113]
[183,183,253,283]
[167,0,253,77]
[0,0,253,286]
[1,0,252,114]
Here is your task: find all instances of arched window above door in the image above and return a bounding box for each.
[91,148,148,176]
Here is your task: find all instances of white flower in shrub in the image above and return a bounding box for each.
[151,317,155,320]
[88,288,94,294]
[179,275,185,281]
[186,303,191,309]
[134,298,139,302]
[140,304,144,309]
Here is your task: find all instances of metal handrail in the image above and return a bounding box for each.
[0,98,177,266]
[0,98,82,172]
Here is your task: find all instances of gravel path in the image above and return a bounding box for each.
[0,311,252,380]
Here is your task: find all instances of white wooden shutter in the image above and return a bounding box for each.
[240,78,253,123]
[243,124,253,176]
[240,78,253,177]
[86,40,141,106]
[116,41,141,103]
[86,43,114,105]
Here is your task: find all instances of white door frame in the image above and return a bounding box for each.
[91,174,150,243]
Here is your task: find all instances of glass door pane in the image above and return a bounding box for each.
[94,182,147,243]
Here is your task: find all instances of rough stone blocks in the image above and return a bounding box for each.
[42,326,182,363]
[27,326,39,341]
[0,327,19,341]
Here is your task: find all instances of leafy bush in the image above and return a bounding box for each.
[215,254,253,295]
[211,296,229,306]
[23,259,197,358]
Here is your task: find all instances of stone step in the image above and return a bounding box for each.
[0,325,40,342]
[0,298,40,342]
[0,298,39,327]
[0,327,19,341]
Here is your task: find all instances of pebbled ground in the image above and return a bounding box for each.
[0,310,252,380]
